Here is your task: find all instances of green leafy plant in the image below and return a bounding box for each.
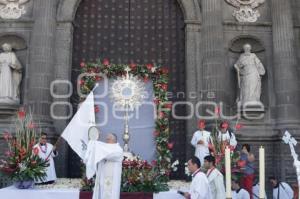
[0,109,49,182]
[121,157,169,193]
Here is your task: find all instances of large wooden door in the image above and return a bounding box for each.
[71,0,186,178]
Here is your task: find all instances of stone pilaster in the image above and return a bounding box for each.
[271,0,300,125]
[185,22,201,158]
[201,0,230,114]
[271,0,300,181]
[26,0,58,127]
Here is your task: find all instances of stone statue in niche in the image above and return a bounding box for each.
[0,43,22,104]
[234,43,265,105]
[0,0,30,19]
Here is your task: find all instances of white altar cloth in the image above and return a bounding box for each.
[0,186,184,199]
[0,186,79,199]
[154,189,184,199]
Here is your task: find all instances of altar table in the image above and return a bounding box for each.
[0,186,184,199]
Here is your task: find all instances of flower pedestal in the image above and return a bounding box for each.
[80,191,153,199]
[14,180,34,189]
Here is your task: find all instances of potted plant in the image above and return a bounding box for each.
[0,109,49,189]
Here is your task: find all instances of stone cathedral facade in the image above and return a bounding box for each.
[0,0,300,193]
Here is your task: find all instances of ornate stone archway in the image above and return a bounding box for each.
[55,0,202,177]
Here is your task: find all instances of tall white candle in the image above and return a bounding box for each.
[259,146,265,198]
[225,146,232,198]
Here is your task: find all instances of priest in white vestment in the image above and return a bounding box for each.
[191,120,211,165]
[218,121,237,149]
[84,133,123,199]
[269,177,294,199]
[203,155,226,199]
[183,156,212,199]
[232,179,250,199]
[34,132,58,184]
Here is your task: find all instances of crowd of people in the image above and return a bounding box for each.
[187,120,294,199]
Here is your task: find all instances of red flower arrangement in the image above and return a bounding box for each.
[121,156,169,192]
[0,109,49,182]
[78,58,173,191]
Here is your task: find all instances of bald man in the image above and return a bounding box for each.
[84,133,123,199]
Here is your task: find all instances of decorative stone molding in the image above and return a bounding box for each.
[0,0,30,19]
[225,0,265,23]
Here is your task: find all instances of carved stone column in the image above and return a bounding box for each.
[26,0,58,126]
[271,0,300,125]
[201,0,230,114]
[185,22,201,159]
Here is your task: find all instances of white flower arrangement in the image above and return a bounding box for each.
[171,160,179,172]
[184,162,191,176]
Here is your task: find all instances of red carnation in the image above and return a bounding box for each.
[153,98,160,105]
[235,123,243,131]
[146,63,153,70]
[95,75,101,81]
[167,142,174,150]
[18,108,26,120]
[129,63,137,70]
[161,84,168,91]
[151,160,157,166]
[164,102,172,109]
[33,147,39,155]
[102,58,110,66]
[80,62,86,68]
[79,79,85,86]
[27,122,36,129]
[158,111,165,118]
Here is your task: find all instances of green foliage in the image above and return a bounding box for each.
[0,109,49,182]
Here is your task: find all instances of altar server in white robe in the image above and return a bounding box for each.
[232,179,250,199]
[218,121,237,149]
[34,132,58,184]
[269,176,294,199]
[191,120,211,165]
[204,155,226,199]
[84,133,123,199]
[252,182,267,199]
[183,156,212,199]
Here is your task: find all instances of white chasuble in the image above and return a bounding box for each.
[84,141,123,199]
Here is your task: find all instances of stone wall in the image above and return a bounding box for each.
[0,0,299,195]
